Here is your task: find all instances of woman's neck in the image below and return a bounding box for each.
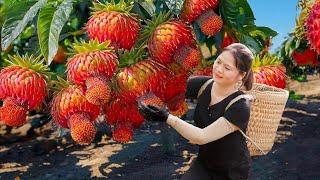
[211,82,238,97]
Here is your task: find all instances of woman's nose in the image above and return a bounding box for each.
[215,64,223,74]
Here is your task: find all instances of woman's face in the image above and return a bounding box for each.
[212,51,244,87]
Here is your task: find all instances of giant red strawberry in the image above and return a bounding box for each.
[180,0,222,36]
[0,55,49,126]
[51,81,100,145]
[85,0,140,50]
[141,13,201,70]
[252,54,287,89]
[292,48,319,66]
[115,49,171,103]
[67,40,118,105]
[306,2,320,53]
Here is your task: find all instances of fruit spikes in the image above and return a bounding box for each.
[69,113,96,145]
[197,10,223,36]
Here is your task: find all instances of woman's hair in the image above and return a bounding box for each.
[223,43,254,90]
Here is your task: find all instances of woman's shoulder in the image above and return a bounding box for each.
[185,76,212,100]
[227,91,251,110]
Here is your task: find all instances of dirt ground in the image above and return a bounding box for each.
[0,76,320,180]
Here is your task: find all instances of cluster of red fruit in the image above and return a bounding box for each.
[0,0,224,145]
[291,1,320,67]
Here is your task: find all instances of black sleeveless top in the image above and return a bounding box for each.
[186,76,251,170]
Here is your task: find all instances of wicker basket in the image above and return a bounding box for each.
[243,83,289,156]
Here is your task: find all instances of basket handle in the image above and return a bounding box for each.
[225,94,267,155]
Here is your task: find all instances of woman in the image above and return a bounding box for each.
[138,43,254,180]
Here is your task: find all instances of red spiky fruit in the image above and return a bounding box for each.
[105,98,144,128]
[138,93,166,109]
[85,1,140,50]
[85,76,112,105]
[50,83,100,145]
[180,0,220,23]
[169,100,189,117]
[174,46,201,70]
[221,32,236,49]
[115,59,170,103]
[197,10,223,36]
[0,98,27,126]
[306,2,320,54]
[69,114,96,145]
[148,20,197,66]
[0,55,49,126]
[253,65,286,89]
[112,123,133,143]
[67,40,118,105]
[292,48,319,66]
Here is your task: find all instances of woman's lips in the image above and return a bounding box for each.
[213,72,223,79]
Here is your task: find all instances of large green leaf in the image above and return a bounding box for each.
[220,0,255,31]
[38,0,73,65]
[246,26,278,39]
[239,34,262,54]
[1,0,46,50]
[154,0,170,14]
[132,1,153,19]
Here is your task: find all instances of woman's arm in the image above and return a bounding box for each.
[166,114,238,145]
[185,76,212,100]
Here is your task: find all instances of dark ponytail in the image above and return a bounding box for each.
[243,69,253,90]
[223,43,254,91]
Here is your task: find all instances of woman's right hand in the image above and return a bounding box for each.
[137,101,169,122]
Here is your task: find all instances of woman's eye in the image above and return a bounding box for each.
[225,67,231,70]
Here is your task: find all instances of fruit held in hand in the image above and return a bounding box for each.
[138,93,166,109]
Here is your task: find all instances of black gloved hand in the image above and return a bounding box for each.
[138,101,170,122]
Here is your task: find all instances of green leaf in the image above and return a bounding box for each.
[239,34,262,54]
[138,1,155,16]
[246,26,278,40]
[132,2,152,19]
[164,0,184,15]
[154,0,170,14]
[1,0,47,50]
[38,0,73,65]
[284,37,293,55]
[220,0,255,30]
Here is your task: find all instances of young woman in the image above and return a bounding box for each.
[138,43,254,180]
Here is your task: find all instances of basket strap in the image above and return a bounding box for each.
[197,79,214,99]
[224,94,267,155]
[225,94,254,110]
[238,129,267,155]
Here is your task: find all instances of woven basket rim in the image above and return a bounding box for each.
[247,83,289,95]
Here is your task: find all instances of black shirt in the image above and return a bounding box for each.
[186,76,251,170]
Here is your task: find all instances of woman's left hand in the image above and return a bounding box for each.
[137,101,169,122]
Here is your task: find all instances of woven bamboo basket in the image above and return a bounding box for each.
[243,83,289,156]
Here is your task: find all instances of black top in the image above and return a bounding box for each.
[186,76,251,170]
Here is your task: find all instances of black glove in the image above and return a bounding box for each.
[138,101,169,122]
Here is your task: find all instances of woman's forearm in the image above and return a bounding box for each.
[166,114,237,145]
